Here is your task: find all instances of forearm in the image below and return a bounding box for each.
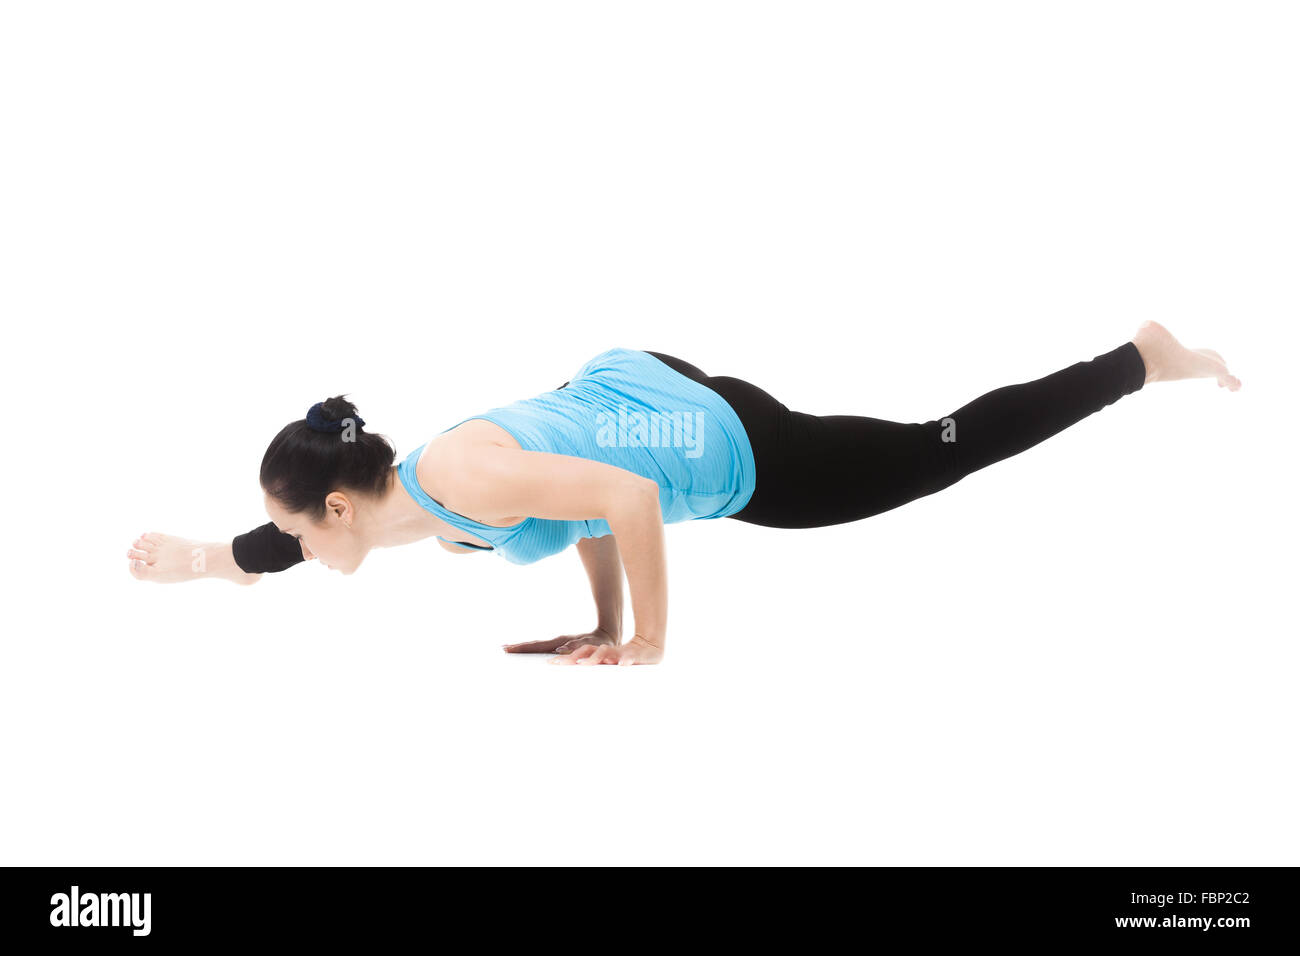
[576,534,625,637]
[604,484,668,647]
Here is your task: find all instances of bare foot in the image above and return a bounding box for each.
[127,533,261,585]
[1131,321,1242,390]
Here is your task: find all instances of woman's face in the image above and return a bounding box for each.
[264,492,368,574]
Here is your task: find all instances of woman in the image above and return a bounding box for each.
[126,321,1240,665]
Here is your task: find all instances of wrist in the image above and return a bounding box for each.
[631,631,664,649]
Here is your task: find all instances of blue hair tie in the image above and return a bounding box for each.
[305,402,365,433]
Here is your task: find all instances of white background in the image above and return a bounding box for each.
[2,2,1295,865]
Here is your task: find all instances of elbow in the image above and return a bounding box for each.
[632,475,661,510]
[606,475,661,522]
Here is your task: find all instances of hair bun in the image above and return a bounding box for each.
[305,395,366,433]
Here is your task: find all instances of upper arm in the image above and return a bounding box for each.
[428,444,659,523]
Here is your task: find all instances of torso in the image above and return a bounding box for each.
[421,419,526,552]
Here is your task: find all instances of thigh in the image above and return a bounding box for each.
[641,351,940,528]
[711,379,956,529]
[746,411,949,528]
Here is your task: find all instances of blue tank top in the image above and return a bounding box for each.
[395,347,756,565]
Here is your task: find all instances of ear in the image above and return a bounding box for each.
[324,491,355,528]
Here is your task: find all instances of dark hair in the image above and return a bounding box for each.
[260,395,395,520]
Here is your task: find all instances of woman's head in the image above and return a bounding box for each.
[260,396,395,573]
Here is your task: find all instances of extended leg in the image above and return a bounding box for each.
[721,341,1148,529]
[128,523,306,582]
[232,522,308,573]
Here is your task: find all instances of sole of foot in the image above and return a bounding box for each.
[127,532,260,585]
[1132,320,1241,390]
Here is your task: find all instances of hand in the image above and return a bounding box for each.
[502,625,619,656]
[549,633,664,666]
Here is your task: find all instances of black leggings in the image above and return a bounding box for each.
[232,342,1146,570]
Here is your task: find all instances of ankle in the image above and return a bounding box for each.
[202,542,263,585]
[1132,337,1160,384]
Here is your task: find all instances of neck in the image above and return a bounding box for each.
[357,468,447,550]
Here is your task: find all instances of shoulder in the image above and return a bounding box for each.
[413,439,470,505]
[415,434,523,521]
[416,427,511,492]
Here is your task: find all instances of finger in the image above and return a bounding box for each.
[550,641,624,665]
[502,638,567,654]
[579,645,614,665]
[557,635,607,653]
[617,650,638,666]
[127,548,154,564]
[558,636,611,654]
